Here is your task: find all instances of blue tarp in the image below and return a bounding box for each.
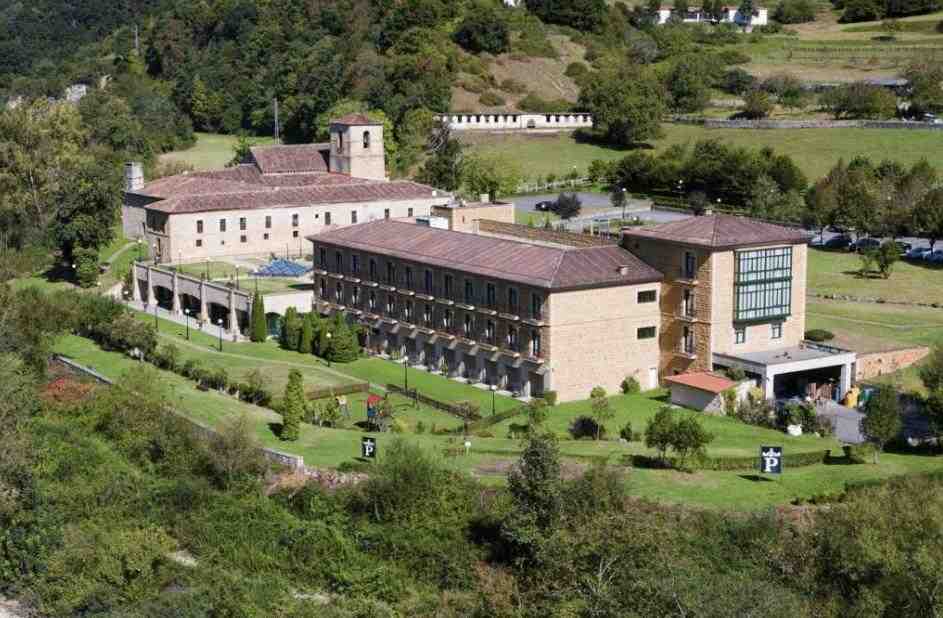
[253,259,311,278]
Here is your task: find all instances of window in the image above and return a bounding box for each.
[325,212,332,226]
[771,322,782,339]
[292,230,299,238]
[531,330,542,357]
[638,289,657,303]
[292,214,299,227]
[407,207,413,217]
[219,219,226,232]
[465,280,475,304]
[403,301,412,321]
[319,248,326,267]
[531,293,543,319]
[263,233,269,240]
[386,262,395,284]
[351,254,360,273]
[682,326,695,354]
[239,217,246,231]
[486,283,496,307]
[405,266,413,288]
[369,258,377,279]
[424,270,433,293]
[338,132,344,151]
[734,247,793,322]
[683,251,696,279]
[508,287,518,311]
[352,287,360,305]
[265,215,271,229]
[443,310,453,329]
[444,274,453,297]
[363,131,370,149]
[735,327,746,344]
[197,220,204,234]
[424,304,433,326]
[386,295,395,314]
[240,235,247,243]
[507,327,518,350]
[464,313,473,335]
[368,290,376,310]
[195,239,202,247]
[485,320,495,343]
[683,289,695,317]
[351,211,357,224]
[637,326,657,340]
[319,278,326,297]
[335,251,343,273]
[384,208,390,219]
[335,281,343,301]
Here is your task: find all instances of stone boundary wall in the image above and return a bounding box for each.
[811,292,943,310]
[475,219,616,247]
[670,117,943,130]
[856,347,930,381]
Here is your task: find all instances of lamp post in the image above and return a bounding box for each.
[154,300,159,331]
[184,308,191,340]
[235,265,240,290]
[621,187,627,223]
[325,331,332,368]
[490,384,497,416]
[404,353,409,392]
[137,239,142,261]
[204,258,210,280]
[216,318,224,352]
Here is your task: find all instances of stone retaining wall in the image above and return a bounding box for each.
[671,117,943,130]
[856,347,930,381]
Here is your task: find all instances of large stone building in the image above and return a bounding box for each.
[309,220,664,401]
[122,114,449,263]
[310,214,857,403]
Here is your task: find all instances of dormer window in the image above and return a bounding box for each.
[363,131,370,149]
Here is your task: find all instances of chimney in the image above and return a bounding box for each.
[479,193,490,204]
[124,162,144,192]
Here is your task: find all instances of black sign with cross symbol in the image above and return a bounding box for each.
[760,446,782,474]
[361,437,377,459]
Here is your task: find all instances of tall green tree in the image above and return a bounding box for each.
[280,369,305,441]
[326,314,360,363]
[860,387,902,463]
[645,406,676,463]
[578,66,667,146]
[417,120,464,191]
[461,152,523,201]
[249,294,267,342]
[298,313,314,354]
[280,307,301,351]
[52,159,122,260]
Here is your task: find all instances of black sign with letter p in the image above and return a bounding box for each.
[760,446,782,474]
[361,437,377,459]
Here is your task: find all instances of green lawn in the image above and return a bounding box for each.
[159,132,275,171]
[808,247,943,305]
[806,299,943,351]
[55,332,942,510]
[470,125,943,183]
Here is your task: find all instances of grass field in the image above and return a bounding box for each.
[159,132,275,171]
[55,332,943,510]
[808,248,943,305]
[469,124,943,184]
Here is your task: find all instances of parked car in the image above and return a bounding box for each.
[894,241,912,255]
[823,235,852,250]
[534,200,553,212]
[906,246,931,260]
[851,237,881,253]
[927,249,943,264]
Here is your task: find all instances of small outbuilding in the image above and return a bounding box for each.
[664,372,746,413]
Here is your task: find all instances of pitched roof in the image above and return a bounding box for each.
[330,113,377,126]
[147,181,442,215]
[309,220,663,291]
[664,372,736,394]
[249,144,329,174]
[622,214,809,250]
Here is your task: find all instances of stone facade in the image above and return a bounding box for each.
[546,284,661,401]
[146,197,444,263]
[856,347,930,381]
[432,202,516,233]
[329,120,386,181]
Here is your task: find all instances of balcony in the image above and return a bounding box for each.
[678,337,698,359]
[677,266,699,285]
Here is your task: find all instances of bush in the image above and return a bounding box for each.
[620,376,641,395]
[454,9,510,54]
[207,413,269,488]
[479,91,506,106]
[589,385,607,399]
[415,420,426,434]
[564,61,589,79]
[517,93,571,113]
[569,415,604,440]
[543,391,558,406]
[152,344,179,372]
[742,89,774,119]
[619,421,634,441]
[73,246,100,288]
[821,82,897,119]
[713,49,751,65]
[723,68,756,95]
[804,329,835,342]
[499,78,527,94]
[774,0,817,23]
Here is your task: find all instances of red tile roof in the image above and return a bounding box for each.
[147,181,442,215]
[249,144,329,174]
[309,220,663,291]
[330,113,376,126]
[664,372,736,394]
[622,214,808,250]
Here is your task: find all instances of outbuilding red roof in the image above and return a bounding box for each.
[310,219,663,291]
[622,214,808,250]
[664,372,736,394]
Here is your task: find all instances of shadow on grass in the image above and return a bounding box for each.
[572,129,652,151]
[267,421,284,439]
[739,474,776,482]
[41,262,77,284]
